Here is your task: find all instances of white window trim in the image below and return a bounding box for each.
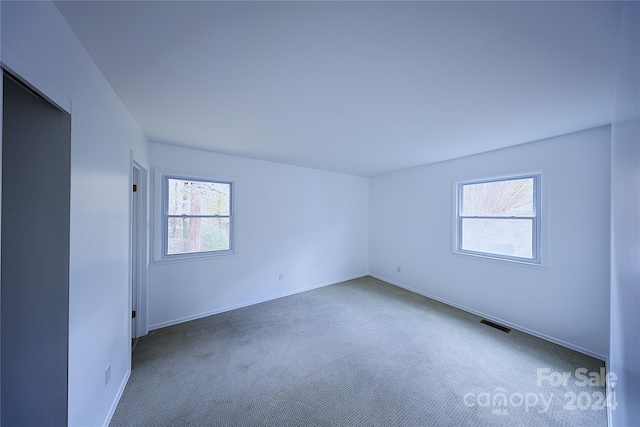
[453,173,544,266]
[154,169,238,263]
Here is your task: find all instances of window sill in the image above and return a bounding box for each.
[154,251,238,265]
[452,251,548,268]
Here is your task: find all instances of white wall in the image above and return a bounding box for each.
[609,3,640,426]
[148,143,369,329]
[1,2,149,426]
[370,126,611,359]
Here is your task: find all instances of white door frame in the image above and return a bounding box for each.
[130,157,149,339]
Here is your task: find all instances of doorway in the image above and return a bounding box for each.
[130,159,148,347]
[1,70,71,425]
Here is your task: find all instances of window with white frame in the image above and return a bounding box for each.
[163,176,234,257]
[456,174,540,263]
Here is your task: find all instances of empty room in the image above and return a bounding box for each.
[1,1,638,426]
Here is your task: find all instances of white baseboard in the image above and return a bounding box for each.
[103,369,131,427]
[369,273,607,361]
[149,273,369,331]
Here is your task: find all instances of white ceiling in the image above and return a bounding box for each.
[55,1,623,176]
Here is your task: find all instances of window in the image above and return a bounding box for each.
[163,176,234,258]
[456,174,540,264]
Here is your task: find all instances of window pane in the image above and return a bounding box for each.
[167,179,230,216]
[461,218,533,259]
[462,178,534,217]
[167,217,230,254]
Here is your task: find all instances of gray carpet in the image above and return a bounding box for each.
[110,276,608,426]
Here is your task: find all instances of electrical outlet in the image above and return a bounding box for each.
[105,364,111,386]
[397,266,401,273]
[278,273,284,281]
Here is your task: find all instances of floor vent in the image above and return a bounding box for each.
[481,319,511,333]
